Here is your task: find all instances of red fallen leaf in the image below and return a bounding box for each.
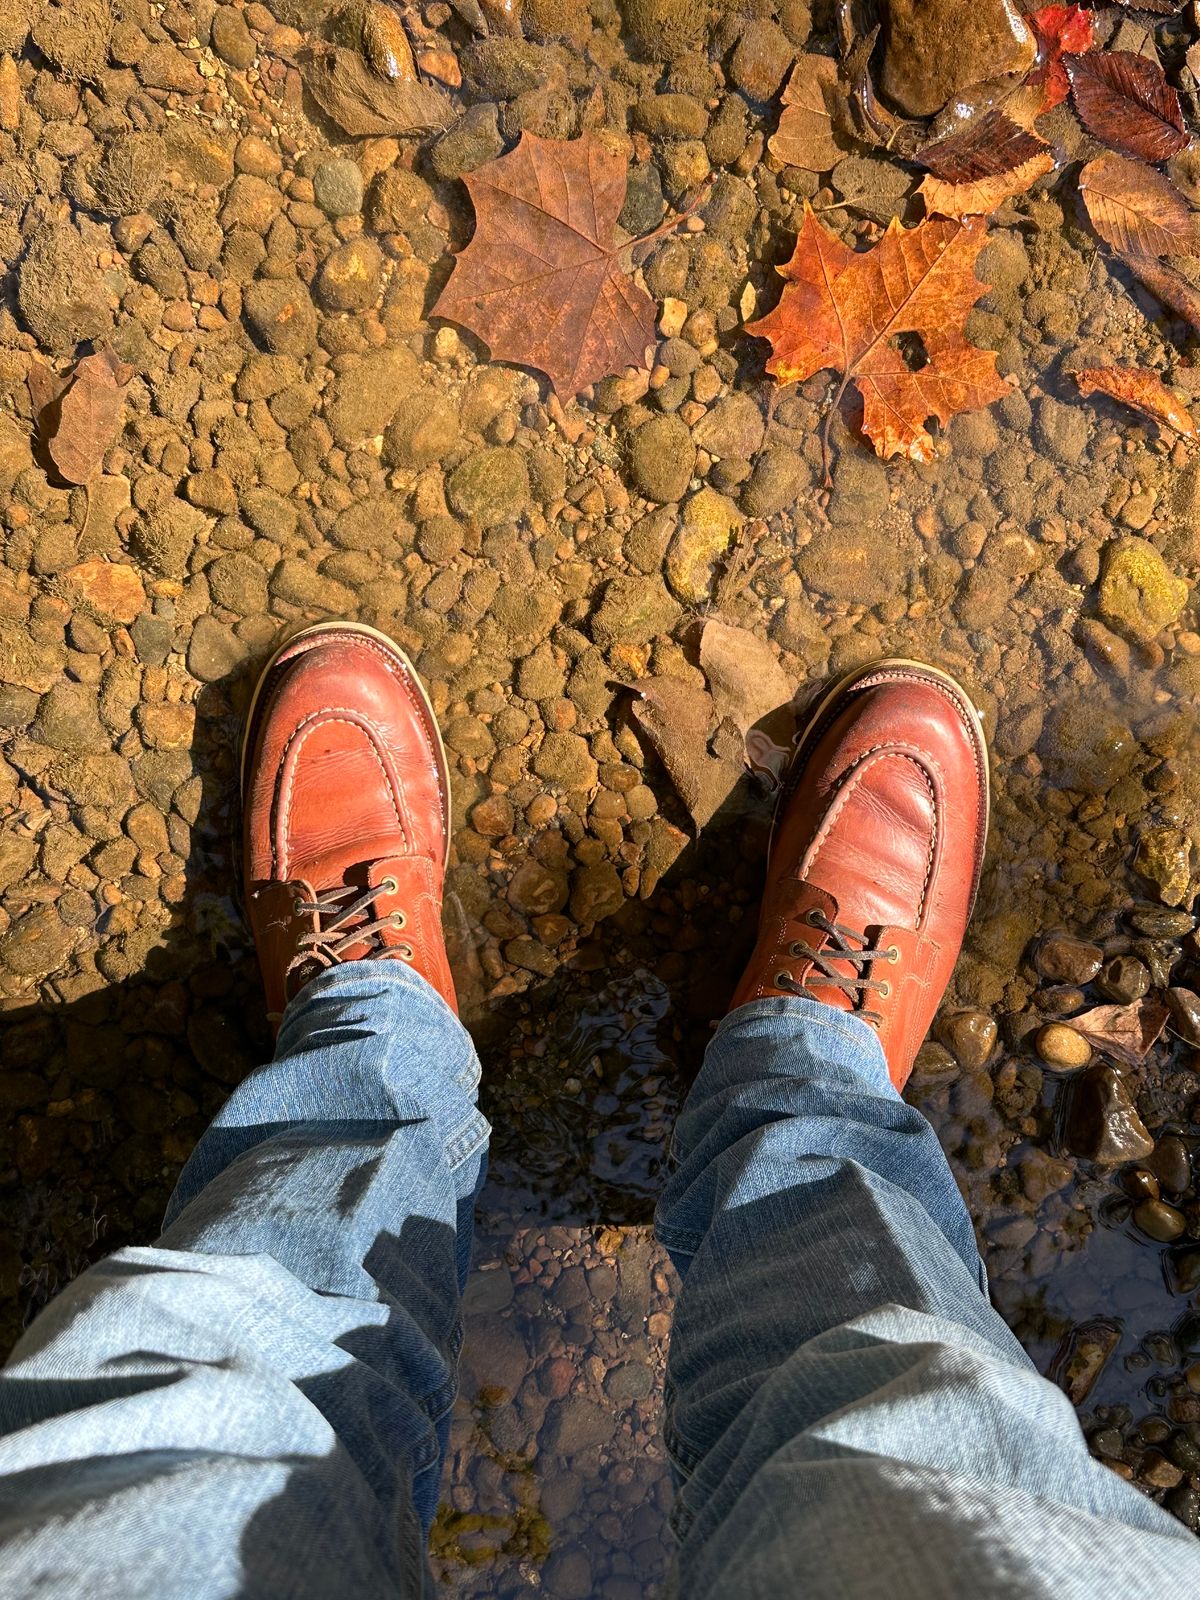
[1068,999,1169,1067]
[1028,5,1094,110]
[433,132,694,400]
[747,204,1010,468]
[1075,366,1198,440]
[1066,51,1188,164]
[29,346,133,485]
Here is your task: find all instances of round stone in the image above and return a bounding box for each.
[313,157,364,217]
[1035,1022,1092,1071]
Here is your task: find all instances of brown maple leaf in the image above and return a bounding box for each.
[1066,51,1188,163]
[1079,152,1200,258]
[747,204,1010,471]
[1074,366,1198,441]
[29,346,133,485]
[433,132,695,400]
[917,110,1052,218]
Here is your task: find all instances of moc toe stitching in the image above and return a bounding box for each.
[274,707,410,878]
[801,746,941,925]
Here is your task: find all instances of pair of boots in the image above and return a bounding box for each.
[243,625,989,1091]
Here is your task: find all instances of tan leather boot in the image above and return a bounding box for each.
[730,659,989,1090]
[241,622,456,1028]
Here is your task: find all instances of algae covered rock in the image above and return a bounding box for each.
[666,487,742,604]
[1097,536,1188,645]
[447,447,530,526]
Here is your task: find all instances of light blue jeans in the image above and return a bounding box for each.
[0,964,1195,1597]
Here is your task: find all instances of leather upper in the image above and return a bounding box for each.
[731,662,989,1089]
[242,625,456,1023]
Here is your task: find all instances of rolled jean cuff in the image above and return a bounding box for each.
[711,996,895,1091]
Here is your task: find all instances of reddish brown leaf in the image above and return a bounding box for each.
[919,154,1053,218]
[1028,5,1095,110]
[769,55,853,172]
[917,109,1052,217]
[746,205,1010,465]
[919,110,1046,183]
[1068,999,1169,1067]
[1066,51,1188,163]
[433,133,691,399]
[1075,366,1198,439]
[33,347,132,486]
[1121,251,1200,335]
[1079,152,1200,257]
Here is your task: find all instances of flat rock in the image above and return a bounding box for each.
[879,0,1036,117]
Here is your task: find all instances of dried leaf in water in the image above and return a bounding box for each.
[1074,366,1198,440]
[361,0,416,80]
[1066,51,1188,164]
[770,55,853,172]
[746,205,1010,465]
[917,109,1052,218]
[628,676,742,831]
[1120,251,1200,336]
[698,619,796,735]
[1068,999,1169,1067]
[35,347,132,485]
[1079,152,1200,258]
[920,109,1047,181]
[301,44,451,136]
[919,154,1052,218]
[1028,4,1095,110]
[433,132,691,399]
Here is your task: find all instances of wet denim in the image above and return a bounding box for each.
[0,969,1196,1599]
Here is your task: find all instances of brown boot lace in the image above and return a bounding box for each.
[290,879,413,981]
[773,907,898,1026]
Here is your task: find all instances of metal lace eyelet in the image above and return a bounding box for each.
[381,875,399,894]
[775,972,791,987]
[887,946,900,964]
[878,980,892,999]
[293,898,305,916]
[806,907,823,925]
[788,941,805,957]
[391,910,407,928]
[397,943,414,960]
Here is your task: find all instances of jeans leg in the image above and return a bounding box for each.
[655,996,1200,1600]
[0,961,488,1600]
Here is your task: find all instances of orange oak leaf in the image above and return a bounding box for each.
[1028,5,1094,110]
[433,132,689,400]
[746,205,1010,467]
[917,110,1052,218]
[1079,152,1200,258]
[1074,366,1198,441]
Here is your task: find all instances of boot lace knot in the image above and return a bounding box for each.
[774,907,898,1027]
